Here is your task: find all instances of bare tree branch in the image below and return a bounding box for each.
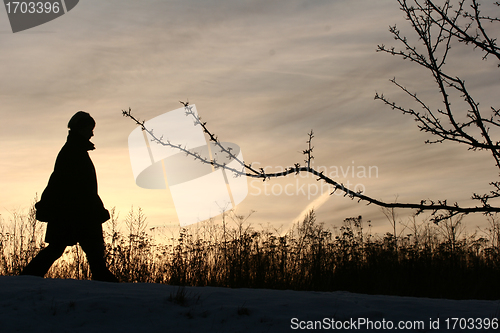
[377,0,500,209]
[123,103,500,224]
[122,0,500,224]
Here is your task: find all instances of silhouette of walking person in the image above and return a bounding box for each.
[21,111,118,282]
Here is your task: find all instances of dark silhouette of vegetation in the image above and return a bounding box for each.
[3,203,500,299]
[122,0,500,224]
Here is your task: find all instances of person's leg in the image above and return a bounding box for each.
[20,243,66,277]
[79,236,118,282]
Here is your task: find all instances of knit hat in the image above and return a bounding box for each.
[68,111,95,130]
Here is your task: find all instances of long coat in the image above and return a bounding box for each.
[35,131,110,245]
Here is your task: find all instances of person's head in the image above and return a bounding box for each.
[68,111,95,140]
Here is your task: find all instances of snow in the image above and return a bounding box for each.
[0,276,498,332]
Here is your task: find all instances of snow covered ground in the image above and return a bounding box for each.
[0,276,498,332]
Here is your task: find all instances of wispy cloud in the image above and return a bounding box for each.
[1,0,498,232]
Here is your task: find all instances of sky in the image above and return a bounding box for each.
[1,0,499,236]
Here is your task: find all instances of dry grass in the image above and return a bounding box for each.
[1,201,499,299]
